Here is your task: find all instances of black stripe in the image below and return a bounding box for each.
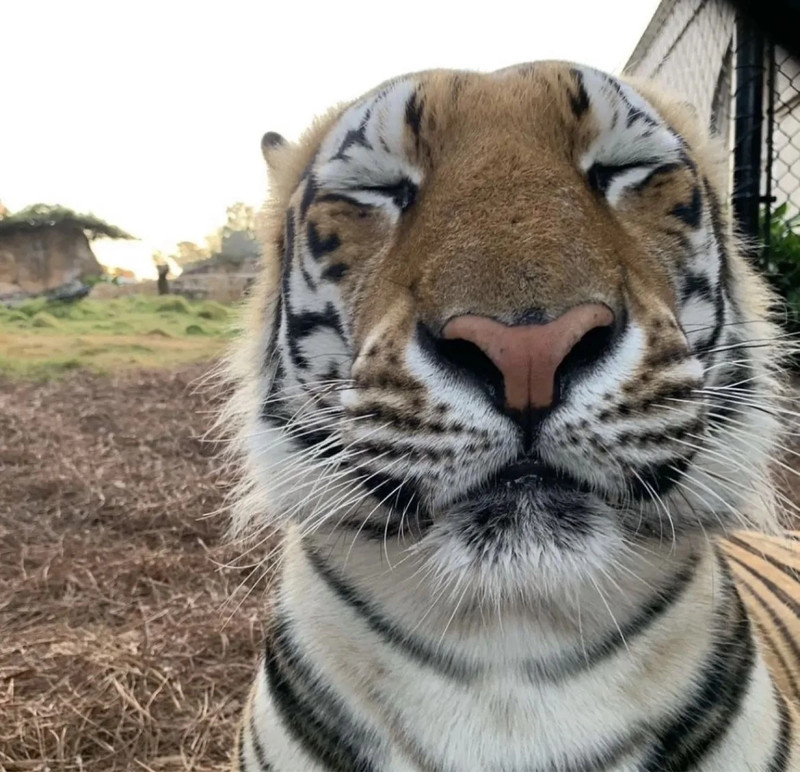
[703,283,726,365]
[614,418,703,448]
[677,147,698,175]
[568,68,590,118]
[299,174,318,218]
[280,210,296,302]
[641,560,756,771]
[360,473,423,519]
[727,534,800,586]
[604,74,658,129]
[670,186,702,229]
[703,178,730,283]
[588,160,658,194]
[626,105,658,129]
[715,357,755,395]
[283,312,309,370]
[617,381,694,414]
[238,723,248,771]
[333,109,372,161]
[264,616,379,772]
[725,548,800,710]
[726,551,800,618]
[315,192,374,210]
[322,262,349,282]
[694,177,730,360]
[352,436,453,462]
[628,454,693,500]
[526,552,699,681]
[767,691,792,772]
[248,710,274,770]
[260,361,286,421]
[300,262,316,291]
[360,179,418,212]
[631,162,684,193]
[336,512,414,540]
[286,304,345,341]
[305,547,479,681]
[266,407,341,458]
[405,90,423,137]
[307,221,341,260]
[308,545,699,688]
[706,356,754,428]
[284,303,346,371]
[681,272,713,304]
[750,606,800,706]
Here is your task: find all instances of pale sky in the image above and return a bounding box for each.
[1,0,660,278]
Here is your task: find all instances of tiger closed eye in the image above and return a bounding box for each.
[361,178,418,212]
[587,162,644,193]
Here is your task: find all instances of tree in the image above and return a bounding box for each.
[0,203,133,240]
[223,202,256,234]
[218,202,260,262]
[174,240,210,267]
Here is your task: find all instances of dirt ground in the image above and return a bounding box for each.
[0,364,270,771]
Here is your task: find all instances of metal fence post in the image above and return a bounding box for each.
[732,15,766,249]
[761,42,776,266]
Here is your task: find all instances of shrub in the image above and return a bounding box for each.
[154,296,192,314]
[5,311,29,325]
[30,312,62,328]
[196,300,229,321]
[759,203,800,338]
[16,298,49,317]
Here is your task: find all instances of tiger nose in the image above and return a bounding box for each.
[441,304,615,410]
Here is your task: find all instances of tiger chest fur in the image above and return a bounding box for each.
[225,61,800,771]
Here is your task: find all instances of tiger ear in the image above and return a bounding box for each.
[261,131,289,170]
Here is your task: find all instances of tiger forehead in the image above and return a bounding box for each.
[314,61,686,189]
[413,64,600,140]
[327,64,603,162]
[337,62,660,154]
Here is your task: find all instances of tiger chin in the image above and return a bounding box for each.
[225,60,800,771]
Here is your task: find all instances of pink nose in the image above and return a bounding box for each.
[442,304,615,410]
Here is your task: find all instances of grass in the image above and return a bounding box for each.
[0,295,237,379]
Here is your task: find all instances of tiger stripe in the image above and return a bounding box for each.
[721,532,800,711]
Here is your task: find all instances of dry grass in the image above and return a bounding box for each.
[0,332,228,380]
[0,364,271,771]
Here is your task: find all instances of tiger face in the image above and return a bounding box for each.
[232,61,782,601]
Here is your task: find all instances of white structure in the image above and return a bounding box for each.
[626,0,800,217]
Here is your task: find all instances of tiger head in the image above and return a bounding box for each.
[227,61,783,601]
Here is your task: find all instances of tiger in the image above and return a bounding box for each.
[223,60,800,771]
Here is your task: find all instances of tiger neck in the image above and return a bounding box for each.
[266,528,782,770]
[280,526,705,670]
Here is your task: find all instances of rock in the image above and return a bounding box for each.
[0,223,103,296]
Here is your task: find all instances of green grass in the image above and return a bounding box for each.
[0,295,239,379]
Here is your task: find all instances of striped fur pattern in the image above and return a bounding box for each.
[225,61,800,770]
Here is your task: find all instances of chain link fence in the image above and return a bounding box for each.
[626,0,800,327]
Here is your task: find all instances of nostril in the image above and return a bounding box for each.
[430,335,506,407]
[553,314,619,399]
